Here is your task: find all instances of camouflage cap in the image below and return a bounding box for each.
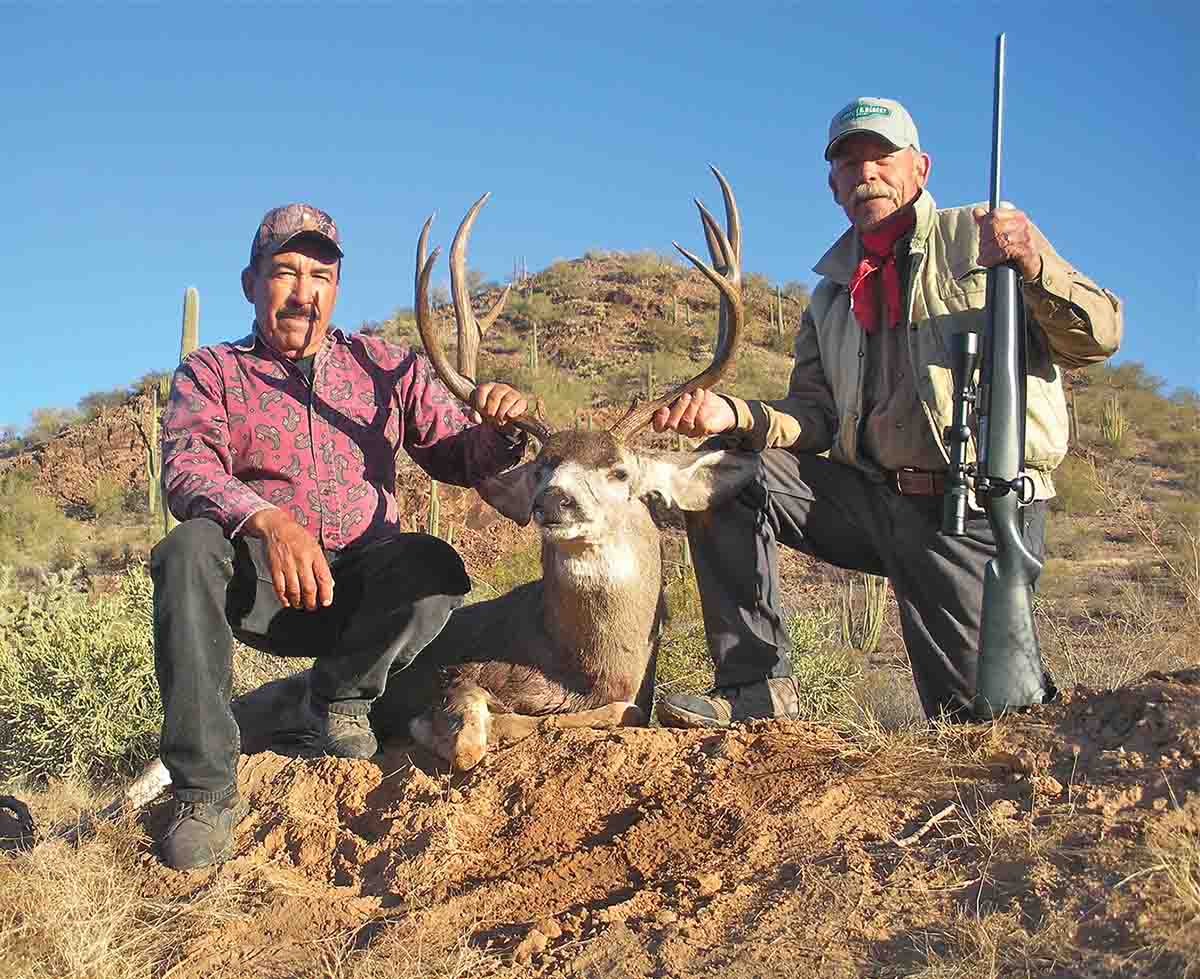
[824,98,921,161]
[249,202,343,267]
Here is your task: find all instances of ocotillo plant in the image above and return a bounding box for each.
[163,287,201,535]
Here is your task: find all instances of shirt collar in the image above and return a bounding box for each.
[235,323,349,355]
[814,190,937,285]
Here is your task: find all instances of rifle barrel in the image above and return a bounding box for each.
[989,33,1006,212]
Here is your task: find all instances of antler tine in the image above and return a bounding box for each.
[415,233,477,404]
[416,198,551,445]
[609,169,743,441]
[449,193,490,377]
[711,164,741,264]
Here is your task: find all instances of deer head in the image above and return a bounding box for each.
[414,168,759,549]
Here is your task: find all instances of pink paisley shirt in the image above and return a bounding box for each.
[161,327,525,550]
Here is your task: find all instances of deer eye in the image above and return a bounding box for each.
[611,467,630,482]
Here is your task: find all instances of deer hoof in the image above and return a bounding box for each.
[608,702,647,727]
[450,701,491,772]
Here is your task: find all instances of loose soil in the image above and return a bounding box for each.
[110,670,1200,978]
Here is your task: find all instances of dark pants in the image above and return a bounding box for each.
[150,519,470,801]
[685,451,1046,719]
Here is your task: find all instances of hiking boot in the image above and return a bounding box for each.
[160,795,248,871]
[314,708,378,759]
[657,677,802,729]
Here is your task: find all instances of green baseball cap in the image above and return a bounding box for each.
[824,97,921,161]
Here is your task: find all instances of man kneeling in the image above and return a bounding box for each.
[153,203,530,869]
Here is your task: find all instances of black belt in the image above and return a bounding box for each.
[890,468,946,496]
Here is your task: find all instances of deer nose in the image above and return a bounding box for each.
[533,487,576,524]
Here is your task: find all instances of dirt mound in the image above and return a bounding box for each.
[129,671,1200,977]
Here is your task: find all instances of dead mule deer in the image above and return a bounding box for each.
[373,168,759,770]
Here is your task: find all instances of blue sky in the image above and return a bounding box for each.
[2,2,1196,430]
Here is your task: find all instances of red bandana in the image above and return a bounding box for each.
[848,209,916,333]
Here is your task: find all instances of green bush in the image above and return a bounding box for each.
[537,260,590,299]
[644,317,694,357]
[0,566,160,783]
[506,292,556,325]
[88,475,128,522]
[0,470,82,569]
[624,250,676,281]
[1050,454,1105,515]
[789,649,862,721]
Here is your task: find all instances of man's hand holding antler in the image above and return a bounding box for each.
[651,388,736,438]
[470,382,529,430]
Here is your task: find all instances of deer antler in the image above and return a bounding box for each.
[609,166,743,441]
[415,194,551,444]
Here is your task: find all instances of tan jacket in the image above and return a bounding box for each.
[724,191,1123,498]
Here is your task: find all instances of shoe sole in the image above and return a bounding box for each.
[656,702,730,730]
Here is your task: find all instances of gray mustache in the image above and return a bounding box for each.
[850,182,898,205]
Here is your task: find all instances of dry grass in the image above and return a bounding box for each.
[0,789,255,979]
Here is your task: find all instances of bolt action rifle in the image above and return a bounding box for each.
[942,34,1048,719]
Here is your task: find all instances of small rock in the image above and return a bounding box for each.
[695,872,722,897]
[447,789,464,804]
[656,910,678,925]
[535,917,563,939]
[513,929,548,964]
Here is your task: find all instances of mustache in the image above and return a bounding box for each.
[849,181,899,206]
[278,304,318,321]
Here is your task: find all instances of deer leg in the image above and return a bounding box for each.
[409,682,493,772]
[489,702,646,743]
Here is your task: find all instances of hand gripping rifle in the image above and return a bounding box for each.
[942,33,1047,719]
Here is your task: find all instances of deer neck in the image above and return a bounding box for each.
[540,519,662,675]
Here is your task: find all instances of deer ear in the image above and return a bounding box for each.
[477,462,538,525]
[639,450,761,512]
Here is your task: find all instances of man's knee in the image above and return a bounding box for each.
[360,531,471,601]
[150,518,231,582]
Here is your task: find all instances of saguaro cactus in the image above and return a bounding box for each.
[427,478,441,538]
[163,287,202,535]
[528,319,539,373]
[145,386,160,515]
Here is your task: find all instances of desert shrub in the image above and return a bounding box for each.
[624,250,675,281]
[723,350,792,400]
[0,470,82,569]
[466,540,541,605]
[1049,454,1105,515]
[644,317,694,356]
[88,475,129,522]
[77,387,130,421]
[506,291,556,325]
[537,260,590,299]
[0,565,160,783]
[504,362,597,429]
[788,649,862,721]
[24,407,81,446]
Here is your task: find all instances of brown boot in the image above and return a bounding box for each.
[657,678,802,729]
